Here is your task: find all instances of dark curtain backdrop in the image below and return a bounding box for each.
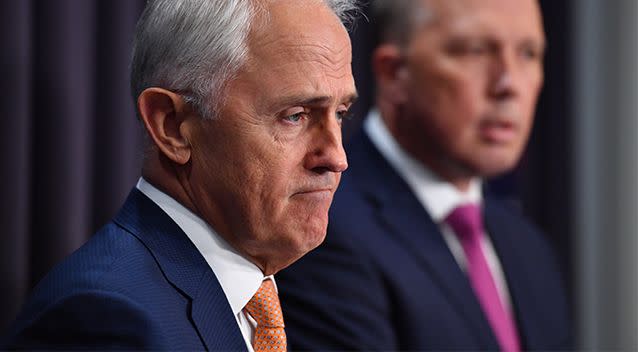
[0,1,571,331]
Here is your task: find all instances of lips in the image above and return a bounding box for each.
[479,119,519,144]
[293,177,338,197]
[293,188,333,199]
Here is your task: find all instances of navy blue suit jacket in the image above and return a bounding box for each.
[2,189,247,351]
[277,131,571,350]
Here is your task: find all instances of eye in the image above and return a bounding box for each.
[520,47,541,61]
[446,39,488,57]
[281,110,309,125]
[336,109,353,123]
[466,43,488,56]
[284,112,302,122]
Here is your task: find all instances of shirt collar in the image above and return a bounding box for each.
[363,108,482,222]
[136,177,271,315]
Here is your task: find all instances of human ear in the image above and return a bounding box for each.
[137,87,193,165]
[372,44,408,104]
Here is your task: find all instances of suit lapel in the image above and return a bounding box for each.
[484,199,545,350]
[190,270,249,351]
[348,133,499,349]
[114,189,247,351]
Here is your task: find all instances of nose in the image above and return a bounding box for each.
[304,115,348,174]
[488,50,518,100]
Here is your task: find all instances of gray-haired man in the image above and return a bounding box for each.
[2,0,357,350]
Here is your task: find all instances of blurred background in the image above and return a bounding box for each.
[0,0,635,349]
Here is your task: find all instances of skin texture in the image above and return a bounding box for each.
[374,0,546,191]
[138,1,356,275]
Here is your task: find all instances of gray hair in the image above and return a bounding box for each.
[372,0,435,46]
[131,0,359,119]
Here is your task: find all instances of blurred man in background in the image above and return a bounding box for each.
[1,0,357,350]
[277,0,571,350]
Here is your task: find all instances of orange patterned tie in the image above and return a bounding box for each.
[244,279,287,351]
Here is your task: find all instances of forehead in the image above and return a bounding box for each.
[240,1,355,97]
[422,0,545,41]
[249,1,352,62]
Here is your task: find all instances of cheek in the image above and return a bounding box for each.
[517,79,543,139]
[194,130,278,211]
[516,111,535,149]
[412,68,485,122]
[524,82,543,117]
[243,150,306,222]
[424,86,482,140]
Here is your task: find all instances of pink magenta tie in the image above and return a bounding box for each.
[244,279,287,351]
[445,204,521,352]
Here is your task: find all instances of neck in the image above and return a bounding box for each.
[378,103,476,194]
[141,149,200,219]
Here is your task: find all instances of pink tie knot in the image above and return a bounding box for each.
[445,203,483,241]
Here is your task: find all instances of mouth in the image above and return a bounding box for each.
[479,119,519,144]
[292,188,333,198]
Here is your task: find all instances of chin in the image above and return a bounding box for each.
[302,226,328,251]
[297,221,328,252]
[476,158,520,178]
[463,144,522,175]
[273,231,326,273]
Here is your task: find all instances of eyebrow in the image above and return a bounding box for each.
[277,92,359,108]
[522,37,546,50]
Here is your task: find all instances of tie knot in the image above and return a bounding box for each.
[245,279,285,328]
[445,203,483,240]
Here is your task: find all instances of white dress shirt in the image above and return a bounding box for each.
[364,109,513,310]
[136,178,273,351]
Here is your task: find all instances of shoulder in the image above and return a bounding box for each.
[2,289,166,350]
[2,222,184,350]
[484,196,552,248]
[484,196,572,348]
[39,221,164,295]
[484,195,568,299]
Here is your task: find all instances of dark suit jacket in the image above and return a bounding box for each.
[1,189,247,351]
[277,131,572,351]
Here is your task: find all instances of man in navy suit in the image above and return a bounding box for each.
[2,0,358,350]
[277,0,571,350]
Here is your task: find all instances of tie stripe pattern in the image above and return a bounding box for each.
[445,204,521,352]
[244,279,287,351]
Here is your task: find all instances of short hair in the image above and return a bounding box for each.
[372,0,435,46]
[130,0,359,119]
